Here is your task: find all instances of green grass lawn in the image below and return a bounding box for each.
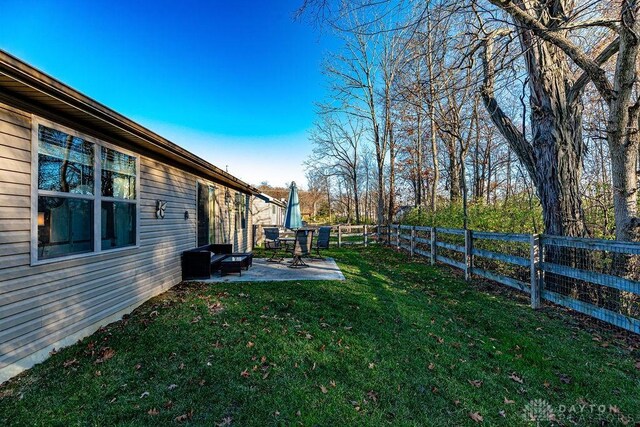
[1,246,639,426]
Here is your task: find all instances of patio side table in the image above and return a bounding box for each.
[220,255,248,276]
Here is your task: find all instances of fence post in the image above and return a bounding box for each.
[430,227,436,265]
[410,226,415,257]
[465,229,473,281]
[396,225,401,249]
[364,225,368,247]
[530,234,541,309]
[338,225,342,248]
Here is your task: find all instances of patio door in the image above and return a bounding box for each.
[197,183,215,246]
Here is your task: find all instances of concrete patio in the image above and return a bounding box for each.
[191,257,345,283]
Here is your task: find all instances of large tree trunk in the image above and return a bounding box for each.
[522,23,587,237]
[480,2,588,237]
[610,130,640,241]
[608,1,640,241]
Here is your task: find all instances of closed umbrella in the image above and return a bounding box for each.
[284,181,303,230]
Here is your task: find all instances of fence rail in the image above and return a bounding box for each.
[258,223,640,334]
[386,224,640,334]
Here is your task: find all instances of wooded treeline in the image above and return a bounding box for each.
[299,0,640,241]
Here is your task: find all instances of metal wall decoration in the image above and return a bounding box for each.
[156,200,167,219]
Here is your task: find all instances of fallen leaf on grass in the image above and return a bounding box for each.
[468,380,483,388]
[498,409,506,418]
[240,369,250,378]
[558,373,572,384]
[246,341,255,348]
[208,302,224,314]
[215,416,232,426]
[428,363,435,370]
[63,359,78,368]
[168,384,177,390]
[175,410,193,423]
[368,363,375,369]
[95,347,115,364]
[469,412,483,423]
[148,408,159,416]
[330,380,336,387]
[509,373,524,384]
[320,385,328,394]
[191,316,202,324]
[367,390,378,402]
[140,391,149,398]
[504,397,515,404]
[635,361,640,370]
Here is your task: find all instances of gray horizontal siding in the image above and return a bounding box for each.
[0,101,253,379]
[0,103,199,374]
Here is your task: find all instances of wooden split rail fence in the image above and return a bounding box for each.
[329,225,380,248]
[388,224,640,334]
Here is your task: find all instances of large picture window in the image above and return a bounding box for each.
[33,121,139,262]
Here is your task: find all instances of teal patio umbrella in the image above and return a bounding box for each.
[284,181,303,230]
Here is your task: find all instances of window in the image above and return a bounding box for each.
[101,147,137,250]
[34,121,138,262]
[234,192,247,230]
[197,183,216,246]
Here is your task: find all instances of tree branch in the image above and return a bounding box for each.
[479,29,536,179]
[568,37,620,103]
[488,0,615,102]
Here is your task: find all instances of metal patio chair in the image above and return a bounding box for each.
[289,229,315,268]
[264,227,284,262]
[312,226,331,259]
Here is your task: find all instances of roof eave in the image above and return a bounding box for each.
[0,49,259,195]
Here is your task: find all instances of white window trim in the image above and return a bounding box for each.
[30,115,141,266]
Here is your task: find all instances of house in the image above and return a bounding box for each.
[252,193,285,227]
[0,50,258,383]
[250,193,286,247]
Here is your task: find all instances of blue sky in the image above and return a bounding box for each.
[1,0,336,187]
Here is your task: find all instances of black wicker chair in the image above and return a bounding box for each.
[181,243,233,280]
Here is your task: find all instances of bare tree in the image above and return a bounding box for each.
[307,114,364,223]
[483,0,640,241]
